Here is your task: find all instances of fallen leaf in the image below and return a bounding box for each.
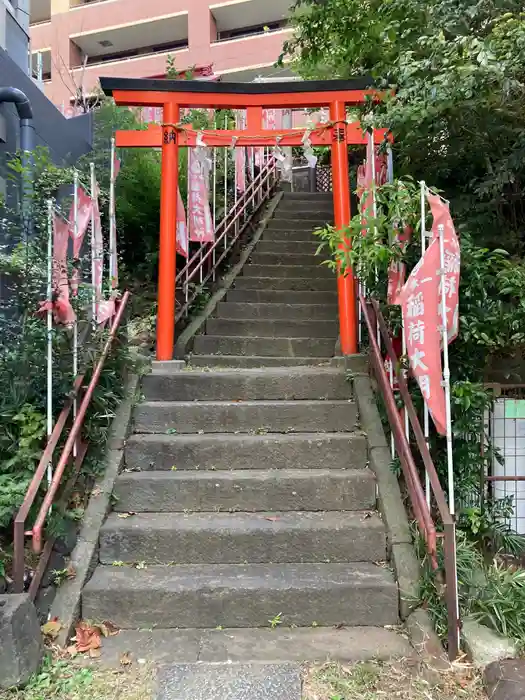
[265,516,280,522]
[334,623,345,630]
[134,561,147,570]
[101,620,120,637]
[89,647,101,659]
[75,621,102,653]
[41,619,62,639]
[91,487,102,497]
[117,512,136,519]
[120,652,132,666]
[66,564,76,580]
[171,466,177,471]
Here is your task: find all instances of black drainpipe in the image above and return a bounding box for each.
[0,87,34,237]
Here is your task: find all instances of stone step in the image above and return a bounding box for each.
[187,355,333,369]
[233,277,335,292]
[192,335,335,357]
[125,431,368,472]
[250,253,320,267]
[82,562,399,629]
[266,220,326,231]
[205,319,337,338]
[99,511,386,565]
[91,626,411,665]
[133,399,357,434]
[216,302,338,321]
[226,289,337,305]
[282,192,333,201]
[113,468,376,513]
[255,240,319,254]
[263,228,320,240]
[143,367,350,401]
[193,335,336,358]
[277,200,333,212]
[242,264,332,279]
[272,211,332,221]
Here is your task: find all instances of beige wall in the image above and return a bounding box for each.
[31,0,290,104]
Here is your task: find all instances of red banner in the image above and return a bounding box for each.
[92,185,104,318]
[426,193,461,342]
[177,188,189,257]
[39,215,76,326]
[387,225,413,305]
[235,111,246,193]
[400,239,447,435]
[69,186,93,296]
[188,151,214,243]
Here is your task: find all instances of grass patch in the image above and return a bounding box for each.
[0,656,155,700]
[303,660,485,700]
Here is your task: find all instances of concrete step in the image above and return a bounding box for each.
[113,469,376,513]
[282,192,333,202]
[143,367,350,401]
[233,277,335,292]
[124,431,368,472]
[242,264,332,279]
[226,289,337,305]
[266,220,325,231]
[277,200,333,212]
[99,511,386,565]
[272,211,332,221]
[216,302,338,321]
[263,228,320,240]
[250,253,320,267]
[187,355,333,368]
[205,319,337,338]
[192,335,335,357]
[133,399,357,434]
[91,626,412,665]
[255,240,319,254]
[82,562,399,628]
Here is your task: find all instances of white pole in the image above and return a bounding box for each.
[72,171,79,460]
[90,162,96,329]
[109,137,116,291]
[224,114,228,250]
[438,222,455,517]
[421,180,431,509]
[212,113,217,281]
[386,144,395,458]
[46,200,54,490]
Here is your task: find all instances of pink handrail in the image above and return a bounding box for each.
[12,292,130,592]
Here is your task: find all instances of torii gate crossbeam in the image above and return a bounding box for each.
[100,77,387,361]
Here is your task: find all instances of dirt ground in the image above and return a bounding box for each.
[302,659,486,700]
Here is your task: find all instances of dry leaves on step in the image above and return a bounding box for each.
[74,621,102,653]
[117,512,136,519]
[41,618,62,640]
[120,652,133,667]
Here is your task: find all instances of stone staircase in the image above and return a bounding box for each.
[81,191,402,662]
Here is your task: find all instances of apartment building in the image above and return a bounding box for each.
[1,0,92,196]
[29,0,295,107]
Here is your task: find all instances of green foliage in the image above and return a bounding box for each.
[0,149,133,537]
[76,100,162,284]
[419,532,525,648]
[283,0,525,252]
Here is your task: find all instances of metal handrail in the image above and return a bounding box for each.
[360,295,459,658]
[176,156,278,321]
[13,292,130,594]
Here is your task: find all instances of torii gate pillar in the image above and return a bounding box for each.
[157,102,179,360]
[331,100,357,355]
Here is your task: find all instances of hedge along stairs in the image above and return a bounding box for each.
[81,192,411,664]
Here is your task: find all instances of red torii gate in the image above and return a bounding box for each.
[100,77,388,361]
